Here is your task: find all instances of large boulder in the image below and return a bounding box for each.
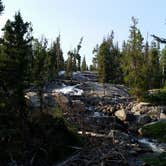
[115,109,127,121]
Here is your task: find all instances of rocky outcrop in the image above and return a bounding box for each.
[131,102,166,121]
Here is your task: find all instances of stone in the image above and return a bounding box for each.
[131,102,151,114]
[138,128,143,135]
[160,112,166,120]
[25,91,40,107]
[115,109,126,121]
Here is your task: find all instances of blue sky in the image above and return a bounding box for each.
[0,0,166,65]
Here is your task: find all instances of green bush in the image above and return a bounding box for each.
[142,90,166,105]
[142,121,166,143]
[142,153,166,166]
[0,111,82,165]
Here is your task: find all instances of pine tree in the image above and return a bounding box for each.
[76,37,83,71]
[0,11,33,116]
[81,56,87,71]
[49,43,57,80]
[49,35,64,80]
[32,38,49,112]
[160,46,166,86]
[97,31,121,83]
[66,51,73,77]
[141,40,149,90]
[121,17,145,96]
[92,44,99,71]
[65,38,83,76]
[147,41,161,89]
[97,40,110,83]
[56,35,64,72]
[0,0,4,15]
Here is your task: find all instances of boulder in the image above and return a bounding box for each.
[115,109,126,121]
[159,107,166,120]
[160,112,166,120]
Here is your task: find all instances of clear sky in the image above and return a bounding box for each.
[0,0,166,65]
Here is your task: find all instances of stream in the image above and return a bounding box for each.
[53,83,166,165]
[26,80,166,165]
[139,138,166,153]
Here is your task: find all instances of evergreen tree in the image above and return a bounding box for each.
[147,41,161,89]
[97,31,121,83]
[0,0,4,15]
[56,35,64,71]
[72,49,77,71]
[32,38,49,112]
[92,44,99,71]
[76,37,83,71]
[66,51,74,77]
[65,38,83,76]
[161,46,166,86]
[49,35,64,80]
[49,43,57,79]
[97,40,110,83]
[121,17,145,96]
[141,40,149,90]
[0,11,33,117]
[81,56,87,71]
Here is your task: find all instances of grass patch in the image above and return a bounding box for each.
[142,153,166,166]
[142,121,166,143]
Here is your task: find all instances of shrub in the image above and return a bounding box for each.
[143,90,166,105]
